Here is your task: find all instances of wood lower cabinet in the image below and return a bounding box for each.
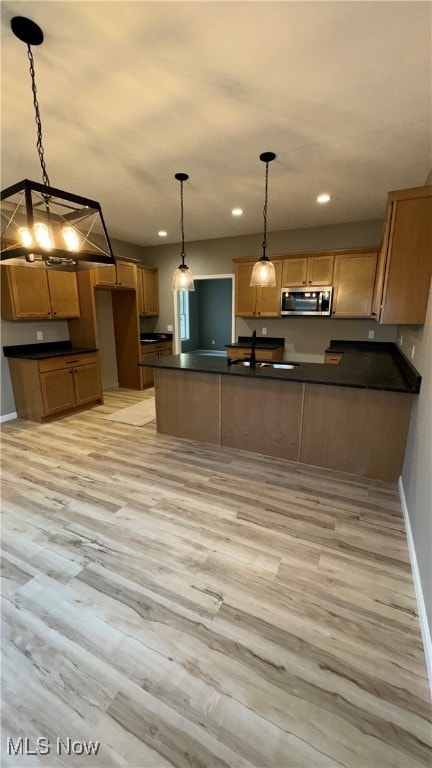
[235,259,282,317]
[331,250,378,318]
[282,254,334,287]
[7,352,103,422]
[372,186,432,324]
[226,346,284,361]
[1,266,80,320]
[137,267,159,316]
[324,352,343,365]
[140,341,172,388]
[94,260,137,289]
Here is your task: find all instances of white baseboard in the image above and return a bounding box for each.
[398,476,432,696]
[0,411,17,423]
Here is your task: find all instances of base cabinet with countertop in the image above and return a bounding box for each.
[140,336,173,388]
[4,344,103,422]
[1,266,80,320]
[226,336,284,361]
[146,341,420,482]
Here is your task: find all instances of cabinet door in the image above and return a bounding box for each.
[157,342,172,357]
[47,271,80,318]
[137,269,145,315]
[307,255,334,286]
[116,261,137,289]
[282,258,308,287]
[94,265,116,287]
[235,262,256,316]
[142,269,159,316]
[1,266,51,319]
[141,349,158,387]
[377,191,432,324]
[40,368,77,416]
[73,363,102,405]
[332,252,377,318]
[256,260,283,317]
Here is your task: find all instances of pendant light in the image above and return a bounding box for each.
[172,172,195,291]
[250,152,277,288]
[1,16,115,271]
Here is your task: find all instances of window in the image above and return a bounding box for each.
[179,290,190,341]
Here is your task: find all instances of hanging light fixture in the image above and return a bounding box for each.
[250,151,277,288]
[1,16,115,271]
[172,172,195,291]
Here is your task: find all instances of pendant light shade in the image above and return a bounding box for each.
[172,172,194,291]
[1,17,115,271]
[250,152,277,288]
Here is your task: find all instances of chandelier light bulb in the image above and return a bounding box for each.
[62,226,80,251]
[34,222,53,249]
[18,227,32,247]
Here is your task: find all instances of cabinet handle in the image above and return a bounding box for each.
[69,370,73,374]
[371,312,377,317]
[303,281,306,285]
[308,281,312,284]
[66,360,79,364]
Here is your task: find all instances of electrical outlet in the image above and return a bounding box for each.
[262,327,267,335]
[411,345,415,360]
[212,339,215,345]
[37,331,43,341]
[167,324,173,332]
[368,330,375,339]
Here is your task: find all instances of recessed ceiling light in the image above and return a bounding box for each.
[158,230,168,237]
[317,193,331,204]
[232,208,243,216]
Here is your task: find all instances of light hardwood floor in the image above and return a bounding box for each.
[1,387,431,767]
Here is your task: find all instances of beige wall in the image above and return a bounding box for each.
[399,282,432,630]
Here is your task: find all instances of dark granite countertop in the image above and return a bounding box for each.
[226,336,285,350]
[140,333,173,344]
[3,341,98,360]
[139,340,421,394]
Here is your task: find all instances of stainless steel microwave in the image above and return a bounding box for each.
[281,286,333,316]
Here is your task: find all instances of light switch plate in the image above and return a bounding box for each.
[167,325,173,332]
[368,330,375,339]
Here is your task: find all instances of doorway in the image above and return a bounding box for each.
[173,274,235,355]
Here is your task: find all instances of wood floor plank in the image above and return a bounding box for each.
[1,387,431,767]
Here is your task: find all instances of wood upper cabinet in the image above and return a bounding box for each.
[1,266,80,320]
[235,260,282,317]
[372,186,432,324]
[282,254,334,287]
[93,260,137,290]
[332,251,378,318]
[8,352,103,422]
[137,267,159,316]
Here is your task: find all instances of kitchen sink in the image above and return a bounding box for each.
[229,361,298,369]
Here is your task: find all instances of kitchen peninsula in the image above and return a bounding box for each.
[140,341,420,482]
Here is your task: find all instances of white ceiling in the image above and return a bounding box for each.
[1,1,431,248]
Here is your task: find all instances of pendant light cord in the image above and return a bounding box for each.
[262,160,269,258]
[179,178,186,266]
[27,42,50,188]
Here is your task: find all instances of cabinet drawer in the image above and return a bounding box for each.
[38,353,99,374]
[324,353,343,365]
